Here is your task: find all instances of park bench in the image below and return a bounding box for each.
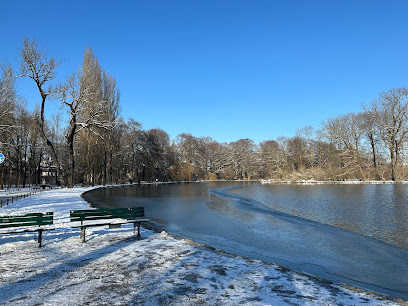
[0,212,55,247]
[70,207,149,243]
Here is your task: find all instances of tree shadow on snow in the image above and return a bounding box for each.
[0,230,144,304]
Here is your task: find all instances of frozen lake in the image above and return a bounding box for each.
[83,182,408,300]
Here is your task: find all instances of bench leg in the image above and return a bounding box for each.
[132,222,141,237]
[38,229,43,248]
[81,227,86,243]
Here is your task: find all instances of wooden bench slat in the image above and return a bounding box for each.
[70,216,144,222]
[0,213,53,222]
[70,207,144,215]
[71,222,113,229]
[2,227,56,235]
[70,207,144,214]
[0,217,53,223]
[125,218,150,223]
[70,208,145,222]
[0,212,53,228]
[0,221,52,228]
[71,218,149,229]
[71,215,118,222]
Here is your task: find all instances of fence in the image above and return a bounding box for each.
[0,186,53,209]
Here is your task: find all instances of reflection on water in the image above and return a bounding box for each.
[83,182,408,249]
[84,182,408,249]
[83,181,256,233]
[228,184,408,249]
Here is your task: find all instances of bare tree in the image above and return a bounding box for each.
[14,38,65,185]
[287,136,307,173]
[75,47,122,186]
[202,140,230,179]
[367,88,408,181]
[322,113,367,179]
[360,111,383,179]
[0,67,16,130]
[260,140,280,178]
[101,70,120,184]
[297,126,315,169]
[58,68,117,187]
[118,119,143,183]
[0,67,17,188]
[229,138,257,180]
[176,133,205,180]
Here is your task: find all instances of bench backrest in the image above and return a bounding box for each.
[70,207,145,222]
[0,212,54,229]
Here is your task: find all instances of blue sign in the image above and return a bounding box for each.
[0,153,4,164]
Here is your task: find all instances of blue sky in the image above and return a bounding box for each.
[2,0,408,144]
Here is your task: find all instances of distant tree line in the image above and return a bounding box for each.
[1,39,408,188]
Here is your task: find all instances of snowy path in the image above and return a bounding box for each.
[0,187,404,305]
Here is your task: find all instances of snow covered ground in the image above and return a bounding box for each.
[0,187,405,305]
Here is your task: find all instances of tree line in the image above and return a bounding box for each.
[1,39,408,188]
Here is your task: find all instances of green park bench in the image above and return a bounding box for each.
[70,207,149,243]
[0,212,55,247]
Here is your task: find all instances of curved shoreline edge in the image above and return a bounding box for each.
[211,186,408,299]
[81,183,407,303]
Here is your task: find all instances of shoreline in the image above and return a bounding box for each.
[83,183,407,303]
[1,186,406,304]
[259,179,407,185]
[142,222,402,303]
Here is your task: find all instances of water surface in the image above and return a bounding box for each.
[229,184,408,249]
[83,182,408,300]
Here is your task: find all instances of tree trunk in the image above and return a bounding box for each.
[37,149,42,185]
[66,119,77,188]
[390,147,396,181]
[109,150,113,184]
[37,85,65,187]
[104,150,107,186]
[0,163,4,189]
[39,126,65,186]
[67,138,74,188]
[368,134,379,180]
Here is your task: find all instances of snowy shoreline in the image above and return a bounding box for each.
[0,187,405,305]
[259,179,408,185]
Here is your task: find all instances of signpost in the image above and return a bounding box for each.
[0,152,4,192]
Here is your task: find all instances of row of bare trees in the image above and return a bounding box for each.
[321,88,408,181]
[1,39,408,188]
[1,39,119,188]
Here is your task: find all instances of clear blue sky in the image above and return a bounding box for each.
[2,0,408,144]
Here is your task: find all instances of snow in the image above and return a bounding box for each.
[0,187,404,305]
[259,179,407,185]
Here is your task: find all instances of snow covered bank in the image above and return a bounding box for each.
[260,179,406,185]
[0,187,404,305]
